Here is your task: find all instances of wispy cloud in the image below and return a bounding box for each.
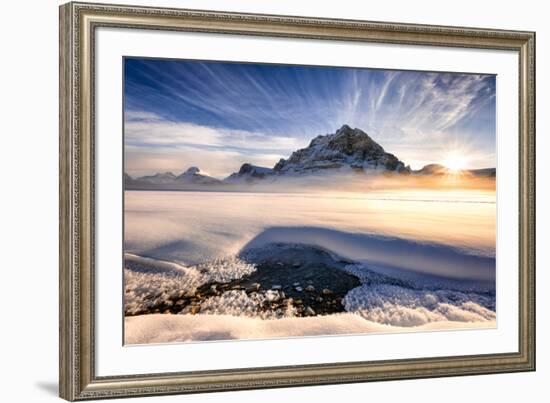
[124,58,496,174]
[126,113,301,151]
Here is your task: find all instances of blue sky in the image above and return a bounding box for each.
[124,57,496,178]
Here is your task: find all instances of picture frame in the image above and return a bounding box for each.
[59,2,535,400]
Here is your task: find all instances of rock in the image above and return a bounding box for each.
[266,290,281,302]
[305,306,316,316]
[246,282,261,292]
[172,244,362,319]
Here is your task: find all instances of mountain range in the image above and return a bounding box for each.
[125,125,495,190]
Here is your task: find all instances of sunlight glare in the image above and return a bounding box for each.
[443,153,468,173]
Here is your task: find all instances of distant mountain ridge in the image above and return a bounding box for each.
[224,163,274,183]
[124,124,495,189]
[413,163,495,177]
[126,167,220,189]
[176,167,222,185]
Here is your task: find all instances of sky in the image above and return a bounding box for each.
[124,57,496,179]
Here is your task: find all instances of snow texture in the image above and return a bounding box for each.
[124,253,256,316]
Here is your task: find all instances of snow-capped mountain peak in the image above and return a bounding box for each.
[176,167,220,184]
[273,124,410,175]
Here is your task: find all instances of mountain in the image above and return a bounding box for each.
[414,164,449,175]
[125,125,495,191]
[273,125,410,175]
[176,167,221,185]
[125,167,221,190]
[469,168,496,177]
[224,163,274,183]
[124,172,137,186]
[135,172,176,184]
[413,164,496,177]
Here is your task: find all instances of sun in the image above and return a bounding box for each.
[442,153,468,173]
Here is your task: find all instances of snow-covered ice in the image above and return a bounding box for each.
[124,189,496,343]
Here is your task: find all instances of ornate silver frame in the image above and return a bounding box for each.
[59,2,535,400]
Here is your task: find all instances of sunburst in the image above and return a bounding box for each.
[442,153,468,173]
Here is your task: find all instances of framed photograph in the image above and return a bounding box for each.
[59,2,535,400]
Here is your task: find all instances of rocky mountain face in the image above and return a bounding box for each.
[273,125,410,175]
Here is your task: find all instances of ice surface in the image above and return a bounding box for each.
[125,190,495,266]
[124,190,496,341]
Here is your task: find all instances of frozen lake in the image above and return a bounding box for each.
[124,189,496,343]
[125,189,495,275]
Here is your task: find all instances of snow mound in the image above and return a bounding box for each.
[242,226,496,282]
